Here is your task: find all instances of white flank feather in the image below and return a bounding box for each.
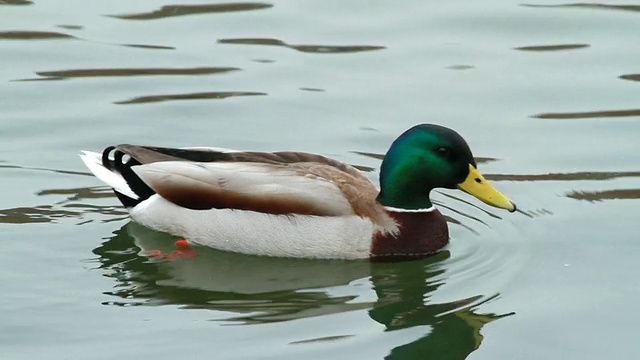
[131,195,377,259]
[79,151,139,200]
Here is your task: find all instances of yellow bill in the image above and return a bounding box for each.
[457,164,516,212]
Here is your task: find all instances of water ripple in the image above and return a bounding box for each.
[620,74,640,82]
[0,187,125,224]
[446,65,475,70]
[121,43,175,50]
[109,2,273,20]
[16,67,239,81]
[0,31,74,40]
[521,3,640,14]
[0,206,80,224]
[0,162,91,177]
[485,171,640,182]
[514,44,590,51]
[299,87,325,92]
[56,25,82,30]
[218,38,385,54]
[533,109,640,119]
[0,0,32,5]
[114,91,266,105]
[566,189,640,202]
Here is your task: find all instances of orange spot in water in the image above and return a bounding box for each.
[175,239,189,248]
[142,239,197,261]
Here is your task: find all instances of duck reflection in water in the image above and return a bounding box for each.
[93,222,513,359]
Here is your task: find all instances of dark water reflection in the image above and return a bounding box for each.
[566,189,640,201]
[521,3,640,13]
[0,163,128,224]
[218,38,386,54]
[0,0,33,5]
[533,109,640,119]
[514,44,589,51]
[0,186,126,224]
[56,25,82,30]
[0,31,74,40]
[0,176,126,224]
[16,67,239,82]
[485,171,640,181]
[370,261,512,359]
[446,65,475,71]
[620,74,640,82]
[120,43,175,50]
[109,2,273,20]
[115,91,266,105]
[0,206,86,224]
[0,162,91,177]
[94,222,512,358]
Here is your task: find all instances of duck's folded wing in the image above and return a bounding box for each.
[115,144,367,181]
[131,161,358,216]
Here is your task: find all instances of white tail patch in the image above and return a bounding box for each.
[79,150,139,200]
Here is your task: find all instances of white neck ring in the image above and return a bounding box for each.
[382,205,436,213]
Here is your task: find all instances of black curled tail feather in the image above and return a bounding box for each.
[101,146,155,207]
[101,146,117,170]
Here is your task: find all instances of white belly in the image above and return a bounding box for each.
[130,195,376,259]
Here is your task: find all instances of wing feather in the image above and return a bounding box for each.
[132,161,358,216]
[115,144,368,181]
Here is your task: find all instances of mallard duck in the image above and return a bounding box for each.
[80,124,515,260]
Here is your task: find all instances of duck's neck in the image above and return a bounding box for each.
[371,206,449,261]
[376,158,438,210]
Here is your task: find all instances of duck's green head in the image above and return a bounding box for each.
[377,124,516,212]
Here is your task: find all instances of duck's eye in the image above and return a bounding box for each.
[435,147,450,157]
